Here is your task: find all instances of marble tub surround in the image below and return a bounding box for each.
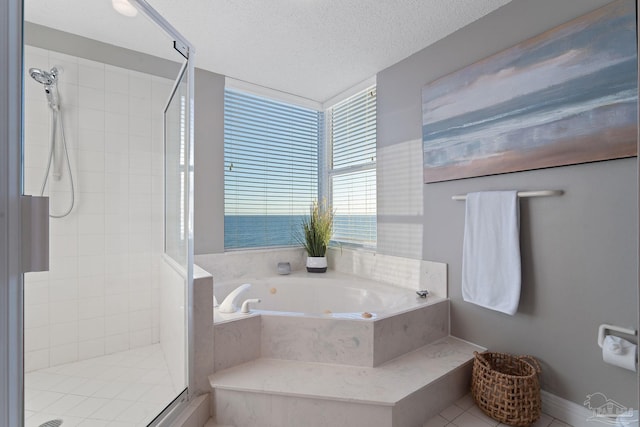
[211,271,449,368]
[193,265,214,396]
[210,336,484,427]
[373,298,448,365]
[195,248,306,283]
[327,248,448,298]
[169,394,210,427]
[194,247,447,300]
[260,314,375,366]
[260,298,448,367]
[213,315,261,373]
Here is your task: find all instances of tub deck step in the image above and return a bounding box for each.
[209,336,484,427]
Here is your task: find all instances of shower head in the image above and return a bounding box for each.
[29,67,58,86]
[30,67,60,110]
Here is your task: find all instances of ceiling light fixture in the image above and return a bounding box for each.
[112,0,138,17]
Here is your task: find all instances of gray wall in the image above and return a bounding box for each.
[377,0,638,407]
[193,68,225,255]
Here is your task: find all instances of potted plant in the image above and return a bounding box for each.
[301,199,333,273]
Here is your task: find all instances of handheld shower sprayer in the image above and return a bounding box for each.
[29,67,60,110]
[29,65,75,217]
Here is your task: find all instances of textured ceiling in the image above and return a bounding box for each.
[25,0,511,103]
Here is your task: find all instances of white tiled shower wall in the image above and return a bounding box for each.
[23,45,174,372]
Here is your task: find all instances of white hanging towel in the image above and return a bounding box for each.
[462,191,521,315]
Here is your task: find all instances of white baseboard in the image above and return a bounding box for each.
[542,390,608,427]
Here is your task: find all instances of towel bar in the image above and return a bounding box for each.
[452,190,563,201]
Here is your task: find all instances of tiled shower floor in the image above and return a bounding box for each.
[25,344,181,427]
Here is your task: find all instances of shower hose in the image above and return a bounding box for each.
[39,104,75,218]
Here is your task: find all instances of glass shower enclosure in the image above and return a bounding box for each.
[21,0,194,425]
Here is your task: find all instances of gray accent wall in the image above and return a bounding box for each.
[193,68,225,255]
[377,0,638,407]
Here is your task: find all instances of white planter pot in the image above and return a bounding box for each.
[306,256,327,273]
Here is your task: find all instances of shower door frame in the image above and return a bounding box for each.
[120,0,197,423]
[1,0,24,426]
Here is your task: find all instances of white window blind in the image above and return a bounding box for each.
[329,86,377,247]
[224,89,320,250]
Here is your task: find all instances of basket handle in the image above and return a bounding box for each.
[518,355,542,374]
[473,351,491,368]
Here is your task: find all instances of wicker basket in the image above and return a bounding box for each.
[471,351,542,427]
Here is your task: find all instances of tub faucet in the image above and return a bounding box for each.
[218,283,252,313]
[240,298,261,313]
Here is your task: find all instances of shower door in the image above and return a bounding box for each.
[157,45,195,423]
[165,60,190,268]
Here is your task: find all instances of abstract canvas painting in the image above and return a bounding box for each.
[422,0,637,183]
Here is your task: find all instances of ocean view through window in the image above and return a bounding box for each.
[224,89,320,249]
[328,86,377,247]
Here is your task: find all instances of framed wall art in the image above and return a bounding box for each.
[422,0,637,183]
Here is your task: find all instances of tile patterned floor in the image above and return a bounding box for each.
[424,394,572,427]
[24,344,181,427]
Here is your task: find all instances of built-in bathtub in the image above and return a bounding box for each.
[214,271,432,320]
[212,271,449,371]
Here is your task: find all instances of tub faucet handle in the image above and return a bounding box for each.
[416,290,429,299]
[240,298,261,314]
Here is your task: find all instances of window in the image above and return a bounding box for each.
[224,89,320,250]
[327,86,377,247]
